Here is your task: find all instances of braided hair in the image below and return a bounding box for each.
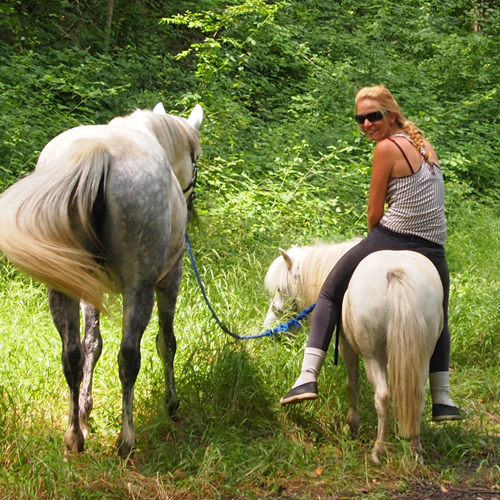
[355,85,432,163]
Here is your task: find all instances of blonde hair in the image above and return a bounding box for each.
[355,85,431,162]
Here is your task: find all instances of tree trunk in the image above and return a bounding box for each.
[104,0,114,52]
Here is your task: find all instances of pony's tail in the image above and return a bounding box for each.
[386,269,428,438]
[0,139,115,312]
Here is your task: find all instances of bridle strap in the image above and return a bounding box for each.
[182,161,198,194]
[182,159,198,211]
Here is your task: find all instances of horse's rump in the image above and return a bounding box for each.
[0,137,115,309]
[0,118,189,312]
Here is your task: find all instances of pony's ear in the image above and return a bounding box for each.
[279,248,293,271]
[188,104,203,130]
[153,102,167,115]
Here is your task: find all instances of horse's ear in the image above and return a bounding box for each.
[153,102,167,115]
[279,248,293,271]
[188,104,203,130]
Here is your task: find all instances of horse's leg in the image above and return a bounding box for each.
[364,358,389,465]
[339,333,360,439]
[48,289,85,453]
[116,283,155,458]
[79,302,102,438]
[155,257,183,416]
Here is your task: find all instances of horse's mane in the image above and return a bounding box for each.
[265,238,362,308]
[109,109,201,168]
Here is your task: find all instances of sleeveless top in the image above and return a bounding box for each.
[379,133,447,245]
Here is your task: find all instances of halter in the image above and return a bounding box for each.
[182,158,198,212]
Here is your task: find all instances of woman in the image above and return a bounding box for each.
[280,84,462,422]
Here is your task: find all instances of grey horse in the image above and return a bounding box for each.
[0,103,203,458]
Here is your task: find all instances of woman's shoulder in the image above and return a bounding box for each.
[374,137,409,162]
[374,138,400,155]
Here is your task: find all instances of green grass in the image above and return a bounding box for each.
[0,200,500,499]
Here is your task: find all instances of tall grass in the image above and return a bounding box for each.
[0,199,499,499]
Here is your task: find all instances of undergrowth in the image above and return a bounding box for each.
[0,199,499,499]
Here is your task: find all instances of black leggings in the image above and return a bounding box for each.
[306,224,450,373]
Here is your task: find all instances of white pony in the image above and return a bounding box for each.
[264,242,443,463]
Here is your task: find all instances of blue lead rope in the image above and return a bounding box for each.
[185,233,316,340]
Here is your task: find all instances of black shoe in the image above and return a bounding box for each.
[280,382,318,405]
[432,404,464,422]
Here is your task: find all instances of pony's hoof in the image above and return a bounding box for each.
[371,451,381,466]
[371,443,386,465]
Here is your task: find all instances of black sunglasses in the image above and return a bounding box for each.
[354,111,385,124]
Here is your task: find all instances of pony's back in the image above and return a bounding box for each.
[299,240,361,306]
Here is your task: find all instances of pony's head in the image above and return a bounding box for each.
[263,238,363,326]
[263,245,307,326]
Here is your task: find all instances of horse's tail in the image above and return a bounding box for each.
[0,138,115,312]
[386,268,428,438]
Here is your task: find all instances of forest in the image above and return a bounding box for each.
[0,0,499,499]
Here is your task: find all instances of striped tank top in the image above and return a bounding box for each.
[379,134,447,245]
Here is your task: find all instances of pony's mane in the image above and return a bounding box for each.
[109,109,201,168]
[265,238,362,308]
[264,245,306,294]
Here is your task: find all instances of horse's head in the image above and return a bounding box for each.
[153,103,203,217]
[263,246,305,326]
[111,104,203,218]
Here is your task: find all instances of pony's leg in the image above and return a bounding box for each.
[410,389,425,459]
[339,334,360,439]
[155,258,183,416]
[79,302,102,438]
[116,283,156,458]
[48,289,85,453]
[364,358,389,465]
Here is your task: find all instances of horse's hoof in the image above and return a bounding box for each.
[80,419,92,439]
[167,398,179,418]
[117,442,133,459]
[116,435,136,460]
[348,420,359,440]
[412,447,424,464]
[64,430,85,453]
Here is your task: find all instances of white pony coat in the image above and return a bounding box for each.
[264,241,443,462]
[342,250,443,463]
[264,239,361,325]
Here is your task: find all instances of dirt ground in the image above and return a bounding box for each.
[271,479,500,500]
[390,484,500,500]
